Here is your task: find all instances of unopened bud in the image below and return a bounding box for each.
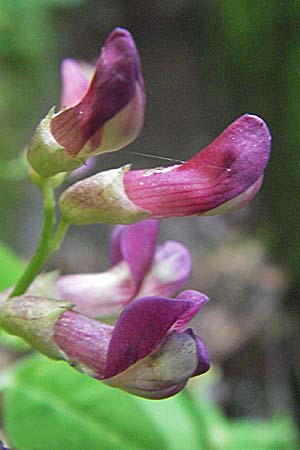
[0,296,71,359]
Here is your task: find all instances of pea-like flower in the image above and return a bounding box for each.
[59,114,271,225]
[0,291,209,399]
[28,28,145,177]
[56,219,192,317]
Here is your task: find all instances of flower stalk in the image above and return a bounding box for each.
[9,179,68,298]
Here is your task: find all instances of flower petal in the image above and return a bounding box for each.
[59,115,271,225]
[193,333,210,375]
[51,28,144,156]
[104,294,207,378]
[124,114,271,217]
[201,175,263,215]
[53,310,113,377]
[104,330,203,399]
[172,290,209,331]
[60,59,90,109]
[137,240,192,298]
[56,263,136,317]
[110,220,159,288]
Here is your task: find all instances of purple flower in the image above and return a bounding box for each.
[51,28,145,156]
[59,114,271,224]
[56,220,192,317]
[53,291,210,399]
[0,290,209,399]
[28,28,145,177]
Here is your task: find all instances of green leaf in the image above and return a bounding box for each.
[0,242,24,290]
[0,329,29,352]
[137,392,206,450]
[4,355,167,450]
[188,377,297,450]
[221,417,297,450]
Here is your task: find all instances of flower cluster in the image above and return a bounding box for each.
[0,27,271,400]
[56,219,191,317]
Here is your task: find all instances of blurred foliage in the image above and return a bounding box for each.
[3,355,297,450]
[0,242,24,290]
[0,0,82,243]
[210,1,300,277]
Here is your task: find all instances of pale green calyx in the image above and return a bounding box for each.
[59,165,149,225]
[0,295,72,360]
[27,108,85,178]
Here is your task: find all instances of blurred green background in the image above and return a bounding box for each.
[0,0,299,448]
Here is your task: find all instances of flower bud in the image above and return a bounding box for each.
[27,108,85,177]
[60,165,148,224]
[27,28,145,177]
[53,292,210,399]
[0,296,71,360]
[0,291,210,399]
[59,114,271,225]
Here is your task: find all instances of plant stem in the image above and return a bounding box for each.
[9,180,68,298]
[49,219,69,253]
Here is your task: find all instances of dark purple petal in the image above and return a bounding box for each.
[104,295,205,378]
[186,330,210,375]
[51,28,143,155]
[110,220,159,289]
[137,240,192,298]
[104,327,208,399]
[124,114,271,217]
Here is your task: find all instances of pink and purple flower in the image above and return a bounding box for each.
[0,290,209,399]
[28,28,145,177]
[56,220,191,317]
[59,114,271,224]
[53,290,210,399]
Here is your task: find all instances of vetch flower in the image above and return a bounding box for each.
[56,219,192,317]
[0,291,209,399]
[28,27,145,177]
[59,114,271,224]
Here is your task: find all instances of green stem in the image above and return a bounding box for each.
[49,219,69,253]
[9,181,68,298]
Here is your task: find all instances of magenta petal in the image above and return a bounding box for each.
[51,28,143,155]
[172,290,209,331]
[124,114,271,217]
[110,220,159,288]
[104,326,209,398]
[53,311,113,377]
[104,295,204,378]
